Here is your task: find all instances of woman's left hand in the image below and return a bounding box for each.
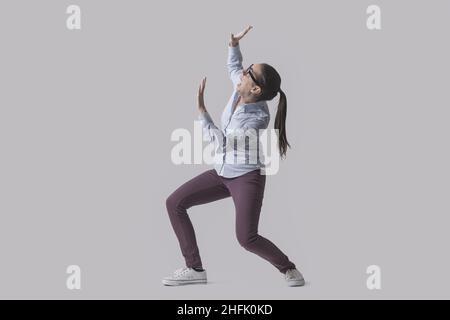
[197,77,207,114]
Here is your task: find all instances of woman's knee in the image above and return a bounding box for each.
[166,192,180,212]
[166,190,191,213]
[236,232,258,249]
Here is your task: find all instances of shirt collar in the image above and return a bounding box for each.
[233,91,267,114]
[243,101,267,113]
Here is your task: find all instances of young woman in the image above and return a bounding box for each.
[163,26,305,287]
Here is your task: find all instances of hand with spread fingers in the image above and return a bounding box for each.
[229,25,253,47]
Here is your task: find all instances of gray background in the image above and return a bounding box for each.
[0,0,449,299]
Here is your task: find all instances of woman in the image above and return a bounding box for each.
[163,26,305,287]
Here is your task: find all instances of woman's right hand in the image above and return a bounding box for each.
[229,25,253,47]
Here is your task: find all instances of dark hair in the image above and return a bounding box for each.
[257,63,291,159]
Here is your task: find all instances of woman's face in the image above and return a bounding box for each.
[237,63,263,99]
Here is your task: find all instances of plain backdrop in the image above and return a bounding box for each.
[0,0,449,299]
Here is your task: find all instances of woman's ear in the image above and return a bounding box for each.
[251,86,262,96]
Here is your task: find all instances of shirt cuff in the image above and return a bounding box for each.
[228,43,241,54]
[198,111,214,125]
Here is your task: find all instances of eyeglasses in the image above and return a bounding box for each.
[243,64,263,87]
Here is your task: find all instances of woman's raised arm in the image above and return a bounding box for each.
[227,25,253,88]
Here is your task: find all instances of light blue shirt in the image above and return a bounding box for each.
[198,44,270,178]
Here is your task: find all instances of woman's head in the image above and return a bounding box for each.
[237,63,291,159]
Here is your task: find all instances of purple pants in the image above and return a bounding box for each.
[165,168,296,274]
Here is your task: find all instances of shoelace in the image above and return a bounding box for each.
[174,267,190,277]
[285,269,299,280]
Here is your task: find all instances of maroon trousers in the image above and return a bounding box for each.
[165,168,296,273]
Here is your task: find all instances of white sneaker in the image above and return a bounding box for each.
[285,268,305,287]
[162,267,207,286]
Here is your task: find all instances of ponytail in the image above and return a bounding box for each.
[274,89,290,159]
[257,63,291,159]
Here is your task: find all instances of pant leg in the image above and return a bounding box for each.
[224,169,296,273]
[166,169,231,268]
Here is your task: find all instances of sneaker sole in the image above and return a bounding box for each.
[287,279,305,287]
[162,279,207,286]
